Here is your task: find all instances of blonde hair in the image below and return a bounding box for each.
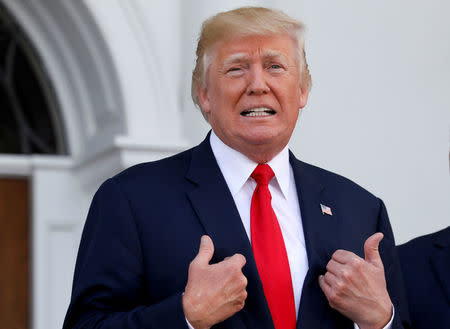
[191,7,312,118]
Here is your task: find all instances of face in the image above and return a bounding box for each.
[197,34,309,162]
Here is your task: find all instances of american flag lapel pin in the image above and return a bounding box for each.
[320,203,333,216]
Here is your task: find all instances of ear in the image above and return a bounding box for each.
[196,85,211,116]
[298,85,309,109]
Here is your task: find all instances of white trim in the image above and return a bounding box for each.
[0,155,73,176]
[3,0,126,158]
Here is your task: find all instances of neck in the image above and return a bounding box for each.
[242,147,281,164]
[210,130,289,164]
[228,140,286,164]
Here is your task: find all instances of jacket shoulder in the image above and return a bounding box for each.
[108,147,195,191]
[398,226,450,252]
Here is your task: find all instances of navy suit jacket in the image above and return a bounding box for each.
[397,226,450,329]
[63,134,409,329]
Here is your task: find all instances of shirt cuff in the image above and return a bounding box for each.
[185,317,195,329]
[353,305,394,329]
[182,292,195,329]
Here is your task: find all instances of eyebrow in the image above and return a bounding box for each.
[260,49,289,63]
[222,49,289,67]
[222,53,251,67]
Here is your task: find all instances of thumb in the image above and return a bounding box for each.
[364,232,384,266]
[195,235,214,265]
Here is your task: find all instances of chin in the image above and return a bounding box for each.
[242,130,285,145]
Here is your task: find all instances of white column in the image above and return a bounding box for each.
[31,159,91,329]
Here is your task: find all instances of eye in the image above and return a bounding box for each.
[268,63,284,70]
[270,64,282,69]
[225,66,245,77]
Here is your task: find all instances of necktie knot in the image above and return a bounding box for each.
[251,164,274,186]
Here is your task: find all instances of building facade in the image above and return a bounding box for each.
[0,1,448,328]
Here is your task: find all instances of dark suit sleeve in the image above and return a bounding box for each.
[62,179,189,329]
[376,199,411,329]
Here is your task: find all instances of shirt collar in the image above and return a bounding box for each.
[209,130,291,199]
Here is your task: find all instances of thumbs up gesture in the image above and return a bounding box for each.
[318,233,393,329]
[182,236,248,329]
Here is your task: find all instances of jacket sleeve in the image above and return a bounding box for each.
[62,178,189,329]
[376,199,411,329]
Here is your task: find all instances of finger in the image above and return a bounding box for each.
[319,273,346,312]
[318,274,332,295]
[194,235,214,265]
[226,253,247,268]
[224,274,248,299]
[331,249,358,264]
[364,232,384,266]
[323,271,340,288]
[325,259,344,276]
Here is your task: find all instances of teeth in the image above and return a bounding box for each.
[249,107,270,112]
[242,107,275,117]
[246,112,271,117]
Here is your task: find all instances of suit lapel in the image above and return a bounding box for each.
[186,135,274,329]
[430,227,450,304]
[290,153,348,329]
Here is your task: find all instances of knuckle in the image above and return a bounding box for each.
[228,265,241,277]
[350,257,363,269]
[234,253,246,266]
[234,300,245,312]
[328,290,339,304]
[328,290,341,308]
[341,269,351,281]
[332,250,343,259]
[241,275,248,288]
[236,290,247,303]
[222,261,233,272]
[335,280,345,292]
[328,298,338,309]
[236,276,246,289]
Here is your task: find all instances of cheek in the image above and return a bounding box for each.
[221,79,247,96]
[287,90,303,109]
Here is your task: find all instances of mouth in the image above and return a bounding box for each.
[240,107,276,117]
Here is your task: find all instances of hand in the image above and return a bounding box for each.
[318,233,393,329]
[182,235,248,329]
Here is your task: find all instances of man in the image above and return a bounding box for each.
[397,226,450,329]
[63,7,409,329]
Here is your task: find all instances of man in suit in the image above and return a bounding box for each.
[397,226,450,329]
[63,7,409,329]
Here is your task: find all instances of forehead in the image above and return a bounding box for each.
[210,34,297,64]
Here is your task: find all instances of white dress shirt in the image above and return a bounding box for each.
[186,131,393,329]
[210,131,308,318]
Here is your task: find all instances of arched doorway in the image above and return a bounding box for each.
[0,4,66,155]
[0,3,67,328]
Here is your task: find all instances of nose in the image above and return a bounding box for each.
[246,66,270,95]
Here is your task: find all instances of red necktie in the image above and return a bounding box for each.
[251,164,296,329]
